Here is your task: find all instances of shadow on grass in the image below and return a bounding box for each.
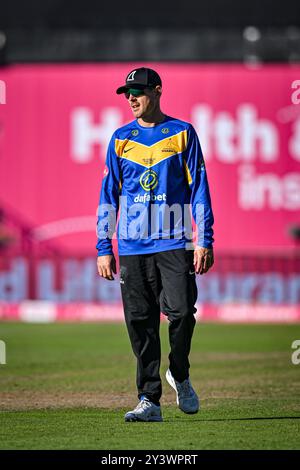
[165,416,300,423]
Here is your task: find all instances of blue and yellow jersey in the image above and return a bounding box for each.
[96,115,214,256]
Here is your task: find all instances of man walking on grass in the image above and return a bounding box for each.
[96,67,214,422]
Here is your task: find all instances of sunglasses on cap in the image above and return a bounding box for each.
[124,87,153,99]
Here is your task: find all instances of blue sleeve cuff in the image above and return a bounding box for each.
[97,249,113,257]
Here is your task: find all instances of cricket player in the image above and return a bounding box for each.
[96,67,214,422]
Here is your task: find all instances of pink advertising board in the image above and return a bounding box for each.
[1,302,299,324]
[0,63,300,255]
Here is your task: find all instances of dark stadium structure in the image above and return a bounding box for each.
[0,0,300,63]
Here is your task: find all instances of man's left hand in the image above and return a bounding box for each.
[194,247,214,275]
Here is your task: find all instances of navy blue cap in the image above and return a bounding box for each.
[116,67,162,94]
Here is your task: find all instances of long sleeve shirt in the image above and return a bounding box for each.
[96,115,214,256]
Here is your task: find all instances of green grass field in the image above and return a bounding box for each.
[0,322,300,450]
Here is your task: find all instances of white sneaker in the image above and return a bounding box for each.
[166,369,199,414]
[125,396,163,422]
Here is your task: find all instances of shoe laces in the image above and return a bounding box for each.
[176,379,193,398]
[135,398,152,412]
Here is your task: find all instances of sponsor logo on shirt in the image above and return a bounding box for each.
[161,138,178,153]
[139,169,158,191]
[134,193,167,203]
[123,146,135,154]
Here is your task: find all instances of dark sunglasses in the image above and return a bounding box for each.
[125,87,153,99]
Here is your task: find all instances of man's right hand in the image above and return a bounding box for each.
[97,255,117,281]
